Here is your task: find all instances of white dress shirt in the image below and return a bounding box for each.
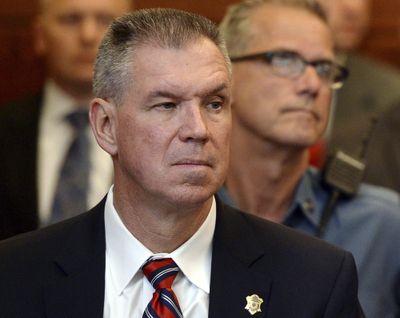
[103,188,215,318]
[37,80,113,225]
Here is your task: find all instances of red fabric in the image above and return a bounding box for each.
[142,258,176,289]
[142,258,182,318]
[149,291,180,318]
[309,140,326,168]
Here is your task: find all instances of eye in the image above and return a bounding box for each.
[207,100,223,112]
[270,51,299,67]
[96,14,114,27]
[315,61,335,79]
[268,51,304,77]
[57,13,82,26]
[155,102,177,111]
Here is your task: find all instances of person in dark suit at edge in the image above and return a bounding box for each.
[317,0,400,160]
[0,0,131,239]
[0,8,364,318]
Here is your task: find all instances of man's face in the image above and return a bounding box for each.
[318,0,370,51]
[113,39,232,207]
[35,0,130,94]
[231,4,334,149]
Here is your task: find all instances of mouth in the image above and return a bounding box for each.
[75,54,96,64]
[338,24,362,35]
[282,107,319,120]
[173,159,213,167]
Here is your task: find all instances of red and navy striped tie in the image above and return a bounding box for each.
[142,257,183,318]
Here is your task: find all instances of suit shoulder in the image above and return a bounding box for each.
[250,212,344,255]
[0,206,104,270]
[222,202,349,261]
[347,54,400,88]
[0,217,77,265]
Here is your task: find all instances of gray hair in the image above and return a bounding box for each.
[220,0,327,56]
[93,8,231,105]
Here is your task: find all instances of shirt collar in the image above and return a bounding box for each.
[218,168,326,229]
[169,197,215,294]
[285,168,323,227]
[42,80,80,121]
[104,187,215,295]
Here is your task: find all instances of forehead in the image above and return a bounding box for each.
[318,0,371,11]
[41,0,129,16]
[128,38,231,99]
[248,4,334,59]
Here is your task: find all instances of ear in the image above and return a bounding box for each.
[89,98,119,156]
[33,16,47,57]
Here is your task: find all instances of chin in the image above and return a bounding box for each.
[277,134,317,148]
[167,185,216,208]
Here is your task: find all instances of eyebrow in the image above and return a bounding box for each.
[203,83,230,97]
[147,83,230,101]
[147,90,180,100]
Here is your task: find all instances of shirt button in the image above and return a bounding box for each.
[302,198,315,213]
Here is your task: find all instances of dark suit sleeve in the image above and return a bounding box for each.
[323,251,365,318]
[364,102,400,193]
[0,94,42,239]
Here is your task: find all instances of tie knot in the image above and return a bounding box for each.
[66,111,88,131]
[142,257,179,290]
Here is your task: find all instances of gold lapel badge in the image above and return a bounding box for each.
[245,294,264,315]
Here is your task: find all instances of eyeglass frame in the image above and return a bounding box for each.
[230,50,349,90]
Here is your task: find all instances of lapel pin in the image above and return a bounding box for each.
[245,294,264,315]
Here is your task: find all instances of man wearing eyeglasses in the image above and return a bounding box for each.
[219,1,400,317]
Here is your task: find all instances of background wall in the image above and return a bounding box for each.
[359,0,400,66]
[1,0,399,104]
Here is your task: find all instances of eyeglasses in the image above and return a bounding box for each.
[230,50,349,90]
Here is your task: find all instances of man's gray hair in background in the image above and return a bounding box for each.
[93,8,231,105]
[219,0,327,56]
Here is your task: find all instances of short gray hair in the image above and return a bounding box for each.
[220,0,327,56]
[93,8,231,105]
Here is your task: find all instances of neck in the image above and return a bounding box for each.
[112,181,212,253]
[225,125,309,223]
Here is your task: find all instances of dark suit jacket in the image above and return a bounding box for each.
[363,101,400,192]
[329,53,400,158]
[0,94,43,239]
[0,197,364,317]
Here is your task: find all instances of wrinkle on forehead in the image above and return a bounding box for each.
[248,5,334,60]
[125,40,231,102]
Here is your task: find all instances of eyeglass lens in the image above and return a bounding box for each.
[269,52,338,83]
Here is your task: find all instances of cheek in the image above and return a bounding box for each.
[316,90,331,123]
[46,27,73,47]
[120,119,169,162]
[209,120,231,177]
[249,86,284,126]
[217,121,232,156]
[46,38,75,64]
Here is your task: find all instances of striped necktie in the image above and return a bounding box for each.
[142,257,183,318]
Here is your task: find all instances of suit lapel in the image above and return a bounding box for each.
[209,199,272,318]
[44,201,106,317]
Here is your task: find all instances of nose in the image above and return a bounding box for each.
[79,18,102,45]
[339,0,365,17]
[178,105,209,143]
[296,65,322,97]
